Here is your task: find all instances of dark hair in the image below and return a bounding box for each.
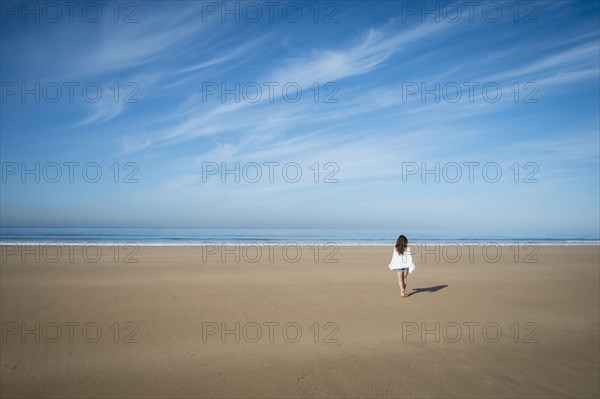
[395,235,408,255]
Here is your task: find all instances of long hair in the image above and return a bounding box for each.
[395,235,408,255]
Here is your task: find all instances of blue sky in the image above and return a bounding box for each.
[1,0,599,236]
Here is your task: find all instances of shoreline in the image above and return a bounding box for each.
[2,242,599,246]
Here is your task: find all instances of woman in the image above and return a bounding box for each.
[388,235,416,298]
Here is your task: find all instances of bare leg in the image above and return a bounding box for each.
[402,272,408,295]
[397,272,405,297]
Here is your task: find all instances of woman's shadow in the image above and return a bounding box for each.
[407,285,448,297]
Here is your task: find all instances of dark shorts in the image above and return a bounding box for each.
[394,268,409,272]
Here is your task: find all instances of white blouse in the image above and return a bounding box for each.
[388,247,416,273]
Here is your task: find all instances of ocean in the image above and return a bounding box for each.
[0,227,598,245]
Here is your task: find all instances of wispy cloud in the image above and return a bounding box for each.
[119,20,451,153]
[484,41,600,82]
[268,21,448,87]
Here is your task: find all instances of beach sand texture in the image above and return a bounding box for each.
[1,245,599,398]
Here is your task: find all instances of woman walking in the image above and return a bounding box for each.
[389,235,416,298]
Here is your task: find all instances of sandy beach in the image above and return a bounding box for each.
[1,244,598,398]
